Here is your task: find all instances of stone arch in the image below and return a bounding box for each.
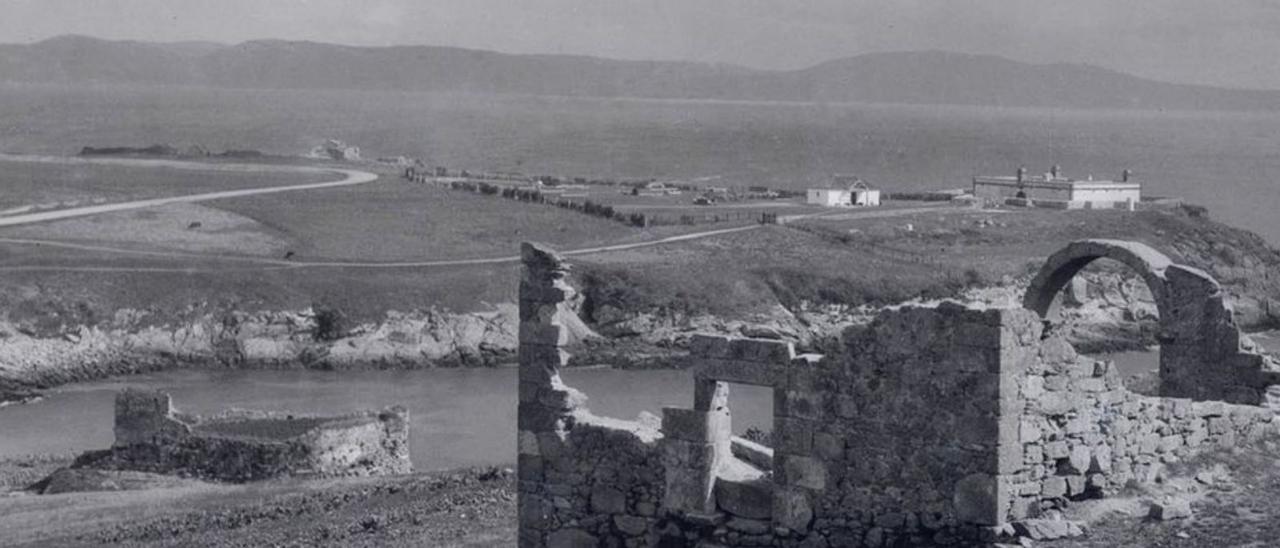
[1023,239,1276,404]
[1022,239,1173,322]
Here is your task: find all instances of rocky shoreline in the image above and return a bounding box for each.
[0,268,1225,404]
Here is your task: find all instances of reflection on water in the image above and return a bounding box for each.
[0,367,774,470]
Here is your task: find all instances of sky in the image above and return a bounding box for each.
[5,0,1280,89]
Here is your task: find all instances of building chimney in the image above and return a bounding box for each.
[1050,165,1061,179]
[1122,169,1132,182]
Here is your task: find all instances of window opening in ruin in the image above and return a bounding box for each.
[714,382,775,521]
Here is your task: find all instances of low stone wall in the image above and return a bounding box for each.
[80,389,410,482]
[1007,328,1274,520]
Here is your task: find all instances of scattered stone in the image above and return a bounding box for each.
[1011,518,1086,540]
[1149,498,1193,520]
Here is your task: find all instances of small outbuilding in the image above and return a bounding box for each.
[806,175,881,207]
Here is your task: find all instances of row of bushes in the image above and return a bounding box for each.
[449,180,650,227]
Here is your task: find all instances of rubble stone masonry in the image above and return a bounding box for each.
[83,389,410,481]
[517,240,1279,547]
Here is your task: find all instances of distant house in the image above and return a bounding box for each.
[973,166,1140,209]
[806,175,881,207]
[640,181,681,196]
[309,139,361,161]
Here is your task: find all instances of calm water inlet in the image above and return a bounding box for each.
[0,367,774,470]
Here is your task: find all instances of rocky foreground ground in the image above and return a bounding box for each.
[0,462,516,547]
[6,438,1280,547]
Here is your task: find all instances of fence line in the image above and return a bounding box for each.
[408,170,778,228]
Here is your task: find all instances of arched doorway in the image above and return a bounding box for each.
[1022,239,1273,404]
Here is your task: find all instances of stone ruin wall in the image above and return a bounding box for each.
[89,389,411,482]
[517,241,670,547]
[516,240,1280,547]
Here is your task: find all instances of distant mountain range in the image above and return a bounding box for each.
[3,34,1279,111]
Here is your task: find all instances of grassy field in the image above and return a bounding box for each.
[210,179,655,262]
[0,159,331,211]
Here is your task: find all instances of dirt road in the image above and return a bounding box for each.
[0,154,380,228]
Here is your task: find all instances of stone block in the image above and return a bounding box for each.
[662,408,731,443]
[778,390,824,420]
[590,485,628,514]
[518,454,544,482]
[773,487,814,531]
[694,358,785,388]
[518,430,540,456]
[728,337,796,363]
[1023,375,1045,400]
[614,515,650,536]
[813,432,844,460]
[1037,393,1075,416]
[1041,477,1067,498]
[1039,337,1078,367]
[1011,519,1084,540]
[726,516,771,535]
[1043,375,1069,392]
[546,528,598,548]
[1044,441,1069,460]
[689,334,732,359]
[1159,434,1184,453]
[1192,400,1226,417]
[1020,419,1043,443]
[1065,444,1091,475]
[834,395,859,419]
[1065,475,1087,497]
[662,467,715,514]
[1024,443,1043,464]
[781,455,827,491]
[716,476,774,520]
[519,493,554,530]
[775,417,814,455]
[519,347,569,377]
[1089,444,1112,474]
[952,473,1000,525]
[1148,498,1192,520]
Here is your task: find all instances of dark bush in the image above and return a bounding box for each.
[313,304,349,342]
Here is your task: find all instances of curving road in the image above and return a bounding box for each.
[0,154,380,228]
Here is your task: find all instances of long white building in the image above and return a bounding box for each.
[973,166,1140,209]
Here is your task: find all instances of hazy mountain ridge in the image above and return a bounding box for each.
[2,35,1279,110]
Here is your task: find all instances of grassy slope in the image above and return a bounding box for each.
[574,205,1280,325]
